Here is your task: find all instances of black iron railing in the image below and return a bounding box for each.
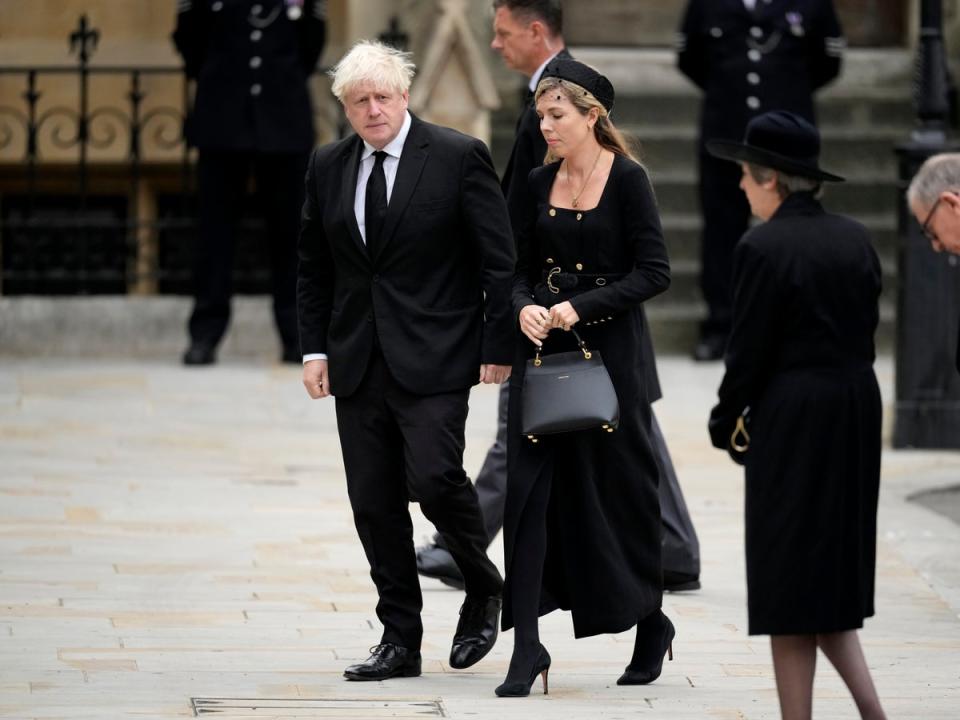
[0,14,342,295]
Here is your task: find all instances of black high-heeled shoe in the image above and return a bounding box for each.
[617,612,675,685]
[494,643,551,697]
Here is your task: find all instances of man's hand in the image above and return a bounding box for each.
[549,301,580,331]
[479,364,511,384]
[302,359,330,399]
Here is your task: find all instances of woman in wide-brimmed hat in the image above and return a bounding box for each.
[707,110,887,720]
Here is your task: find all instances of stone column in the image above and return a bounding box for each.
[408,0,500,143]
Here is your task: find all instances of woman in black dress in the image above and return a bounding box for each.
[707,111,887,720]
[496,58,672,697]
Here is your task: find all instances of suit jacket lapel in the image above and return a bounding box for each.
[374,116,429,262]
[340,137,368,259]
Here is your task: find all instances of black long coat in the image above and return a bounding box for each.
[502,48,662,402]
[502,155,671,637]
[296,115,516,397]
[709,193,882,636]
[172,0,325,153]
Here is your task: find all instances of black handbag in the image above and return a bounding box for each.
[520,328,619,442]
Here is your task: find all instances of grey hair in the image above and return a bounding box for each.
[747,163,822,199]
[329,41,416,103]
[907,152,960,206]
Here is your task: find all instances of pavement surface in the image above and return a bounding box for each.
[1,356,958,719]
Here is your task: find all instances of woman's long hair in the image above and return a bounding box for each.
[534,77,640,165]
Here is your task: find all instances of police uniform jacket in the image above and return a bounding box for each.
[677,0,844,140]
[173,0,326,153]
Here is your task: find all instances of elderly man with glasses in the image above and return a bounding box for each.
[907,153,960,375]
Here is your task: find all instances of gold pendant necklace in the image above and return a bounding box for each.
[566,148,603,209]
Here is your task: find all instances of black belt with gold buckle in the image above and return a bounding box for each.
[544,267,626,294]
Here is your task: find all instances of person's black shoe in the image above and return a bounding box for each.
[182,342,216,366]
[617,611,675,685]
[343,643,421,681]
[449,595,501,669]
[495,643,551,697]
[663,570,701,593]
[281,344,301,364]
[693,334,726,362]
[415,542,465,590]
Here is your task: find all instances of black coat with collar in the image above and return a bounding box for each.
[677,0,843,140]
[297,115,517,398]
[708,192,882,635]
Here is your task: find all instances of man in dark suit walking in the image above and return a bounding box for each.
[908,153,960,375]
[174,0,326,365]
[677,0,844,361]
[417,0,702,595]
[298,41,515,682]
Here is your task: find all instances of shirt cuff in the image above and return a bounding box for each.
[303,353,327,364]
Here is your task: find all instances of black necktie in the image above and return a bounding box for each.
[365,150,388,256]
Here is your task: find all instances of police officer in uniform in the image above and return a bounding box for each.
[173,0,326,364]
[677,0,844,361]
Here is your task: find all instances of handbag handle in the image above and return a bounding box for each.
[533,327,592,367]
[730,414,751,452]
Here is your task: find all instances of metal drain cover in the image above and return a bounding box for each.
[191,697,446,717]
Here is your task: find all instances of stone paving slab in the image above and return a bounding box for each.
[0,357,958,719]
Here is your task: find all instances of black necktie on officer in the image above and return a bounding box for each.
[365,150,388,256]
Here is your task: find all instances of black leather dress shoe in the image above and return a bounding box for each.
[182,343,216,366]
[449,595,501,669]
[415,542,465,590]
[664,570,701,593]
[343,643,421,681]
[692,334,725,362]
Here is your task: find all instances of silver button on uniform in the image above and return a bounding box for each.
[251,3,262,13]
[249,56,262,69]
[251,29,262,42]
[747,96,760,110]
[748,49,761,62]
[211,0,223,10]
[250,83,262,96]
[750,26,763,38]
[747,72,760,85]
[710,27,723,38]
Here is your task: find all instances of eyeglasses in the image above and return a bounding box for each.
[921,196,943,243]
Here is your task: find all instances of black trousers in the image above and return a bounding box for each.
[698,145,751,339]
[335,348,504,651]
[188,149,308,349]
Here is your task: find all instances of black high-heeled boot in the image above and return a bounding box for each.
[617,610,675,685]
[494,643,551,697]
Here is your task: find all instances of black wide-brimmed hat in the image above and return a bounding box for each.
[706,110,844,182]
[540,57,615,113]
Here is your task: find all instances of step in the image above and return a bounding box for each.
[645,299,896,354]
[656,212,898,261]
[631,128,907,177]
[651,255,898,305]
[650,172,901,217]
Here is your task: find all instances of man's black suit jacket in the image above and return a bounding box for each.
[500,48,571,227]
[297,114,517,398]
